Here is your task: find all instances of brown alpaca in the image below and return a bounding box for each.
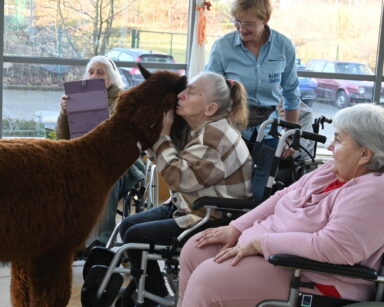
[0,66,187,307]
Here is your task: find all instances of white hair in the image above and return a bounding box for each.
[191,72,231,113]
[84,55,126,90]
[333,103,384,172]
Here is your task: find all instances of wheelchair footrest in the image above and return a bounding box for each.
[81,265,123,307]
[297,292,357,307]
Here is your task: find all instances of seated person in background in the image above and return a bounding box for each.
[55,55,145,256]
[119,72,253,306]
[55,55,126,139]
[178,103,384,307]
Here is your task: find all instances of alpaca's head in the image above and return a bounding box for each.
[115,64,187,150]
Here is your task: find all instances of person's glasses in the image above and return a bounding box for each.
[231,19,257,30]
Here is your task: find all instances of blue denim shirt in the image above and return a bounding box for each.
[205,26,301,140]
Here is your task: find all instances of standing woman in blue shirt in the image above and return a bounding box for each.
[206,0,301,148]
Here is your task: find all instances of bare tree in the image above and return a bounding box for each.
[54,0,135,56]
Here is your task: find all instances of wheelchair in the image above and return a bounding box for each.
[256,253,384,307]
[250,117,328,203]
[274,114,332,190]
[118,157,161,218]
[80,120,327,307]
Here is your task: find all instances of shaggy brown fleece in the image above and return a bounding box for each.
[0,68,186,307]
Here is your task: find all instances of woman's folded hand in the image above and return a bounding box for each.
[194,225,241,250]
[214,236,262,266]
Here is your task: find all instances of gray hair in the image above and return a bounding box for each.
[333,103,384,172]
[192,72,231,114]
[84,55,126,90]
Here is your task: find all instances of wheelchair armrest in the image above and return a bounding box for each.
[192,196,258,211]
[269,254,379,281]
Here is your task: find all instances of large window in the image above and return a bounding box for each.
[2,0,189,137]
[1,0,384,141]
[4,0,189,60]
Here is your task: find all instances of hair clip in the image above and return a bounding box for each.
[106,57,117,71]
[226,79,235,89]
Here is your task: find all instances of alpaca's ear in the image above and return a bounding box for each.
[138,63,151,80]
[174,75,187,95]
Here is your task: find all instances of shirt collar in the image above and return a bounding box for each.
[265,24,272,43]
[233,30,242,46]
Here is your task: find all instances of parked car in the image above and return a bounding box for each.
[105,48,184,87]
[306,59,382,108]
[296,58,317,107]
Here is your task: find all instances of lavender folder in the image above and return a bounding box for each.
[64,78,109,139]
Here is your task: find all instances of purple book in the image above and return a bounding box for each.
[64,78,109,139]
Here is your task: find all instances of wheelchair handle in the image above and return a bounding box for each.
[277,119,301,130]
[320,116,333,124]
[257,119,301,143]
[301,131,327,143]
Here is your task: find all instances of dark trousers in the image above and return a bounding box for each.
[119,202,224,306]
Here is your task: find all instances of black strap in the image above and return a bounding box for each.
[130,267,144,279]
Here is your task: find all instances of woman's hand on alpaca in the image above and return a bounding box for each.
[194,225,241,250]
[60,95,68,114]
[214,237,262,266]
[160,110,174,137]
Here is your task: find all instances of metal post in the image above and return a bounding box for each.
[186,0,196,73]
[131,28,137,48]
[170,33,173,56]
[137,30,140,48]
[373,0,384,104]
[0,0,4,138]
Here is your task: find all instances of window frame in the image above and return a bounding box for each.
[0,0,383,138]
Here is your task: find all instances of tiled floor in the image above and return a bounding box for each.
[0,261,84,307]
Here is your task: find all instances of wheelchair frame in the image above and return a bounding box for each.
[81,121,328,307]
[257,254,384,307]
[84,208,215,306]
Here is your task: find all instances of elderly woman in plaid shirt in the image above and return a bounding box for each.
[119,71,253,306]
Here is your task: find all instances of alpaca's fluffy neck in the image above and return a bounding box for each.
[72,109,142,186]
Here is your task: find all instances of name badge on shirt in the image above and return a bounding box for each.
[269,73,281,83]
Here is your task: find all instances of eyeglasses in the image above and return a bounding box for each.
[231,19,258,30]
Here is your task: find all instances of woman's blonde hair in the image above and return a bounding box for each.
[231,0,272,20]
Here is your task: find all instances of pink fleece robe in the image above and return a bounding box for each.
[231,160,384,300]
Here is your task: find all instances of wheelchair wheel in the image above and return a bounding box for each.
[81,265,123,307]
[114,280,138,307]
[164,269,179,296]
[344,303,384,306]
[114,296,135,307]
[83,246,119,280]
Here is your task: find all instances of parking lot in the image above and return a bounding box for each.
[2,88,337,147]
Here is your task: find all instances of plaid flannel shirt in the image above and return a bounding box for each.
[152,118,253,228]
